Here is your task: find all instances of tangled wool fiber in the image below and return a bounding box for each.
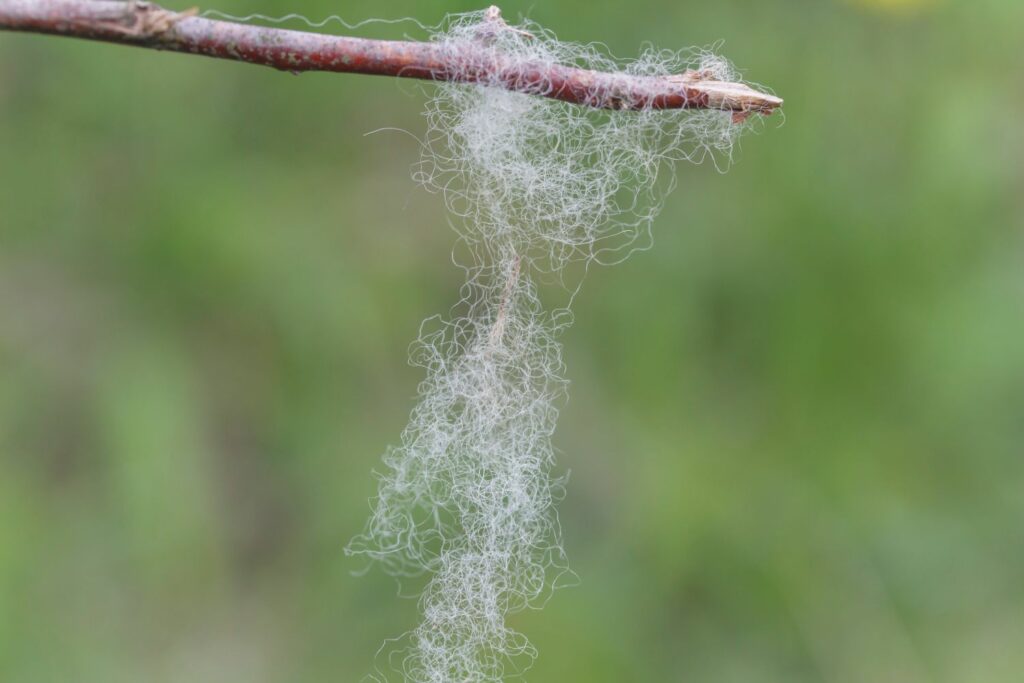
[347,8,760,681]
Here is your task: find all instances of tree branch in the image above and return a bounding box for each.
[0,0,783,115]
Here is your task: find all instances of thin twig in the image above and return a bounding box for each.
[0,0,783,115]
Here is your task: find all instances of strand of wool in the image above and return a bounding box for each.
[348,9,759,681]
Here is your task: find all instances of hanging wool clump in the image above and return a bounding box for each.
[347,8,775,681]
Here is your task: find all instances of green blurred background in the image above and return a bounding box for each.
[1,0,1022,680]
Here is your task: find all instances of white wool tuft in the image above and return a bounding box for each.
[348,9,757,681]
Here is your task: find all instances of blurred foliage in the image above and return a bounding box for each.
[1,0,1023,681]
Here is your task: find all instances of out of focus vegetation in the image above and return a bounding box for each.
[1,0,1022,681]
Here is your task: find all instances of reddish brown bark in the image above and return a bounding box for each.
[0,0,783,115]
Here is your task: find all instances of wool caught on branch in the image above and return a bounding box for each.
[2,4,783,681]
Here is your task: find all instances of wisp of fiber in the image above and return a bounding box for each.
[347,8,761,681]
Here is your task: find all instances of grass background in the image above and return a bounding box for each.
[1,0,1022,680]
